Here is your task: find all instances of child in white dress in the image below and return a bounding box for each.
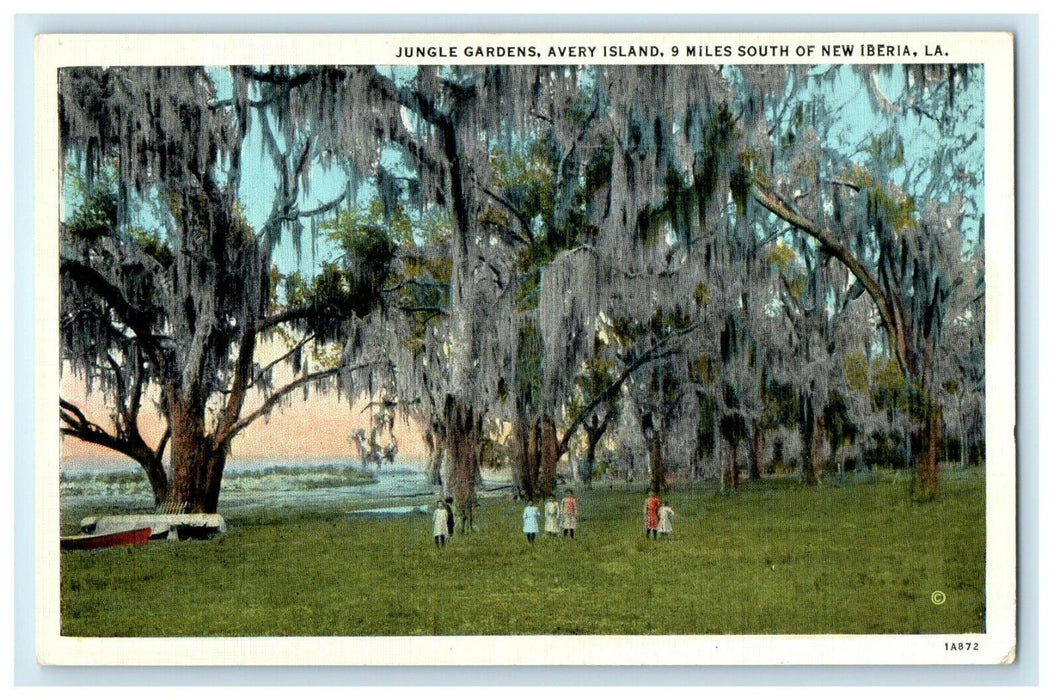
[544,497,561,537]
[432,500,449,548]
[657,501,675,540]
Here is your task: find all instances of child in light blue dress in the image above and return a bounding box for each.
[522,501,541,544]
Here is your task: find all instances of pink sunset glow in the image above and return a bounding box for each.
[60,373,428,463]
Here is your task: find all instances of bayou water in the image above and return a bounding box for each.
[59,457,508,517]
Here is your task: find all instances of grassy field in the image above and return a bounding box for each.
[59,469,985,637]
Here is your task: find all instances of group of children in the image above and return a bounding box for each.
[433,489,676,547]
[518,490,676,545]
[642,491,675,540]
[519,489,580,543]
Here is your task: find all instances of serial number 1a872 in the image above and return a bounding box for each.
[944,641,980,651]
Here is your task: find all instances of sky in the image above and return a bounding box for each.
[60,362,429,464]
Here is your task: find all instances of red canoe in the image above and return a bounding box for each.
[60,527,152,551]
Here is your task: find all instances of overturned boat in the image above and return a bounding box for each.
[77,513,227,541]
[61,526,152,551]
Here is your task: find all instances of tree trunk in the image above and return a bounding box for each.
[713,411,722,490]
[445,397,481,527]
[200,450,227,514]
[141,455,169,507]
[511,412,530,498]
[811,416,825,484]
[425,424,445,488]
[957,398,968,470]
[801,394,823,487]
[163,385,210,512]
[583,426,599,488]
[117,431,168,506]
[640,412,667,492]
[913,400,943,501]
[649,432,666,492]
[160,380,234,514]
[724,441,742,490]
[750,423,764,482]
[538,415,558,498]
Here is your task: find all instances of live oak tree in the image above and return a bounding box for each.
[311,66,741,504]
[59,67,387,512]
[743,65,983,499]
[358,64,982,499]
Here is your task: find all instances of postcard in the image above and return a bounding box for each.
[35,31,1015,665]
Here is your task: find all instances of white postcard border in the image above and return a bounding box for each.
[34,31,1017,667]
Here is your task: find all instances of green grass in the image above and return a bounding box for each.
[59,469,985,636]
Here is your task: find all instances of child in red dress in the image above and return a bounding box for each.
[644,492,661,540]
[561,489,579,539]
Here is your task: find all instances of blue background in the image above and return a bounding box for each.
[12,12,1040,688]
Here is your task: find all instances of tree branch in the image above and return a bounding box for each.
[217,362,376,445]
[359,66,452,131]
[398,305,449,316]
[60,259,162,358]
[255,305,316,334]
[382,278,448,294]
[216,325,258,441]
[245,66,327,88]
[751,177,910,375]
[557,320,704,456]
[249,333,317,391]
[154,426,171,464]
[60,397,151,464]
[474,180,535,245]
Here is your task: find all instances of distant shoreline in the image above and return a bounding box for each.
[59,459,514,521]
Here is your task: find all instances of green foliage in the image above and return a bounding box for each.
[566,341,620,422]
[515,321,545,416]
[611,309,695,348]
[823,391,857,452]
[763,380,799,430]
[60,471,986,636]
[65,170,119,241]
[513,272,540,313]
[844,353,871,395]
[695,104,741,219]
[490,142,554,228]
[65,169,175,269]
[766,240,797,273]
[394,211,452,347]
[322,203,400,289]
[872,357,912,413]
[126,227,174,268]
[866,185,917,234]
[275,202,402,338]
[692,283,712,308]
[491,139,601,275]
[478,437,507,472]
[694,393,717,459]
[844,163,917,234]
[584,142,614,198]
[719,382,748,448]
[689,354,714,385]
[867,132,906,169]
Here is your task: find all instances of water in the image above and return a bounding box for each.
[60,457,457,516]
